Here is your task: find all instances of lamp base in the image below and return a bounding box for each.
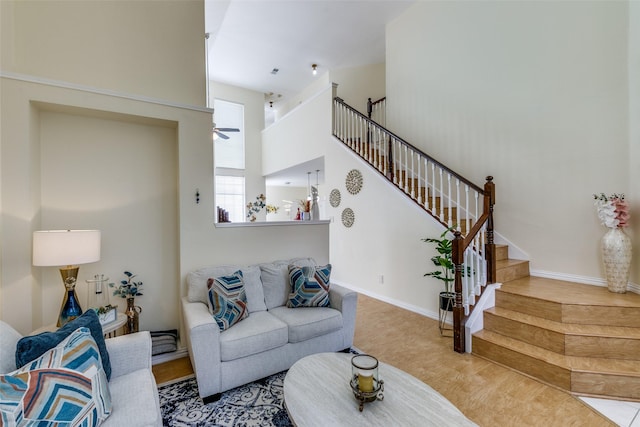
[57,266,83,327]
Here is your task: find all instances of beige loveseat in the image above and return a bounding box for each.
[181,257,358,401]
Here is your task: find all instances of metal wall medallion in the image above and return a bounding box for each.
[345,169,363,195]
[329,189,341,208]
[341,208,355,228]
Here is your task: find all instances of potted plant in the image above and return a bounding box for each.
[109,271,144,333]
[422,226,458,312]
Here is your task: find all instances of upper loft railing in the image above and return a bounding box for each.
[332,97,496,353]
[367,96,386,127]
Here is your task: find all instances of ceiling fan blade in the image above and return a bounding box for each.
[215,131,230,140]
[216,128,239,132]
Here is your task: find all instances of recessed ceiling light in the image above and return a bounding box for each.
[312,64,317,75]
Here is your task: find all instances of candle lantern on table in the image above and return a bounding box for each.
[350,354,384,411]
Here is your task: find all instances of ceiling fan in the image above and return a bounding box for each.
[213,123,240,140]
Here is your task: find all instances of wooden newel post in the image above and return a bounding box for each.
[484,176,496,284]
[452,230,465,353]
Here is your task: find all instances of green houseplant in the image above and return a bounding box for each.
[422,226,457,312]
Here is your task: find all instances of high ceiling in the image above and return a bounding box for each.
[205,0,414,110]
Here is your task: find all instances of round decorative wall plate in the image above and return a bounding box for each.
[329,189,341,208]
[341,208,355,228]
[345,169,363,195]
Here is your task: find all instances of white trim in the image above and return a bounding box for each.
[464,283,501,353]
[0,71,214,114]
[331,279,440,322]
[152,347,189,365]
[530,269,640,295]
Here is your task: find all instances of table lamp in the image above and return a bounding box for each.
[33,230,101,327]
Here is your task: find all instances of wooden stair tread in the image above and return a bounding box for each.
[474,329,640,375]
[499,277,640,308]
[486,307,640,339]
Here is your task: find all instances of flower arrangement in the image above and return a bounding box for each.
[246,194,266,222]
[593,193,629,228]
[109,271,144,298]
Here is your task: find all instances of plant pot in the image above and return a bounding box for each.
[439,292,454,312]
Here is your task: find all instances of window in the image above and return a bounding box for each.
[215,174,245,223]
[214,99,245,222]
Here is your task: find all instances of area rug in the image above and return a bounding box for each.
[158,372,293,427]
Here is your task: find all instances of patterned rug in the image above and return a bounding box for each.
[158,372,293,427]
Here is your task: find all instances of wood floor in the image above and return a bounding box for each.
[153,293,614,426]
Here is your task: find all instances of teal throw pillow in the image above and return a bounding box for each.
[15,309,112,380]
[0,327,112,426]
[207,271,249,331]
[287,264,332,308]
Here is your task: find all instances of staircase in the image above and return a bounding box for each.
[335,95,640,401]
[475,245,640,401]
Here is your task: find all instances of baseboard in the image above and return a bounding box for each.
[530,269,640,295]
[331,280,440,322]
[152,346,188,365]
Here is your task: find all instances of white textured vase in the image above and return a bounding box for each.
[601,228,632,293]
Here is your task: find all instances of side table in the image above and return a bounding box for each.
[31,313,127,338]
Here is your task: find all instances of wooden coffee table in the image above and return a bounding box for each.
[284,352,477,426]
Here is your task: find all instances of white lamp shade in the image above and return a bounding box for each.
[33,230,101,266]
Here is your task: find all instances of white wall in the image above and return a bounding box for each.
[0,1,330,336]
[2,0,206,106]
[386,1,637,285]
[330,63,386,116]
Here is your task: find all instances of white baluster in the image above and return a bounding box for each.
[438,169,444,221]
[423,158,428,209]
[417,154,422,204]
[447,174,452,228]
[404,145,409,193]
[455,179,460,230]
[431,163,436,214]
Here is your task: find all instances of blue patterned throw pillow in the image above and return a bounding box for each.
[0,327,112,426]
[16,309,111,381]
[287,264,332,308]
[207,271,249,331]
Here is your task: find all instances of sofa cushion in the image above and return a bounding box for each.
[219,311,288,361]
[104,368,160,427]
[287,264,332,308]
[207,271,249,331]
[16,309,112,381]
[0,321,21,374]
[268,306,343,343]
[1,327,112,426]
[260,258,317,310]
[187,264,267,313]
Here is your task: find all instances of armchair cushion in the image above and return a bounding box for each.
[15,309,111,380]
[0,327,112,426]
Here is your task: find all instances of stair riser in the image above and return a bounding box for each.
[496,245,509,261]
[485,312,640,360]
[473,336,570,390]
[572,372,640,400]
[497,290,563,320]
[564,305,640,328]
[484,312,565,354]
[566,336,640,360]
[496,263,530,283]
